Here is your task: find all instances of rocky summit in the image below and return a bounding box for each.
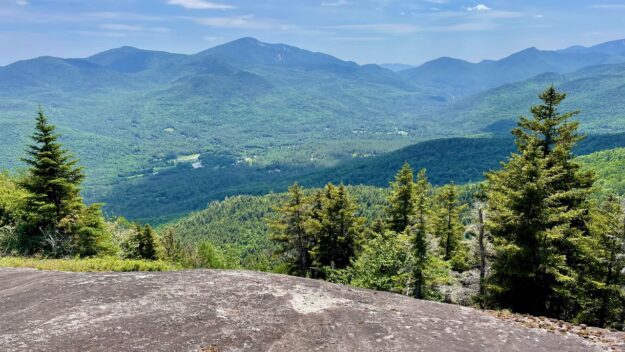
[0,268,609,352]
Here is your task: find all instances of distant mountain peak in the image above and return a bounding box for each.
[558,38,625,55]
[509,47,541,56]
[194,37,352,68]
[118,45,141,51]
[87,46,185,73]
[235,37,262,44]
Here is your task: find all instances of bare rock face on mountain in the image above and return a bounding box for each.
[0,268,608,352]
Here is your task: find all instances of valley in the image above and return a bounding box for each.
[3,37,625,222]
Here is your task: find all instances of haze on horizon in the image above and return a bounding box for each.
[1,0,625,66]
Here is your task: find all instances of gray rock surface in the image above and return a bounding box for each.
[0,268,606,351]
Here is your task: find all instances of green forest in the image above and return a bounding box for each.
[3,37,625,226]
[1,86,624,330]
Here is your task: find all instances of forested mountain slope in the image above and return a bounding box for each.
[103,133,625,223]
[0,37,439,190]
[3,37,625,223]
[439,62,625,135]
[579,147,625,194]
[400,39,625,98]
[160,144,625,270]
[3,37,625,186]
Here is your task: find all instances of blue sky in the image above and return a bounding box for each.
[1,0,624,66]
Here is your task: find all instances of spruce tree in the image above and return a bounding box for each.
[309,184,363,273]
[139,225,158,260]
[432,184,466,263]
[20,109,84,253]
[486,86,594,319]
[161,228,183,262]
[477,207,487,305]
[371,218,386,236]
[412,169,431,299]
[269,182,312,276]
[386,162,415,233]
[582,195,625,327]
[70,204,111,257]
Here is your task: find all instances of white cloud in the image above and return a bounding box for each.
[73,31,129,38]
[331,36,385,41]
[203,36,225,41]
[478,10,524,19]
[327,20,500,34]
[430,22,498,32]
[167,0,234,10]
[0,0,29,5]
[591,4,625,9]
[321,0,350,6]
[99,23,170,33]
[100,24,144,31]
[467,4,491,12]
[193,15,286,29]
[84,12,163,21]
[327,23,421,34]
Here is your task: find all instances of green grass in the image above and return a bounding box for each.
[0,256,180,272]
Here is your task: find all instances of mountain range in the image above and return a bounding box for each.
[2,37,625,221]
[399,39,625,98]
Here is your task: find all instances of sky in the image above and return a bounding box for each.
[1,0,625,66]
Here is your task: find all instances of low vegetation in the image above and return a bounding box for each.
[0,257,178,272]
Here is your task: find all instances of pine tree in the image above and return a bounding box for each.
[20,109,84,253]
[269,182,312,276]
[486,86,594,319]
[432,184,466,263]
[412,169,431,299]
[309,184,363,274]
[386,162,415,233]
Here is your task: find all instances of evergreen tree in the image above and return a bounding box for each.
[432,184,466,264]
[161,228,184,262]
[20,110,85,253]
[477,207,487,305]
[123,223,158,260]
[139,224,158,260]
[581,195,625,327]
[486,86,594,319]
[269,182,312,276]
[67,204,112,257]
[371,217,386,236]
[350,230,411,293]
[412,169,431,299]
[386,162,415,233]
[309,184,363,274]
